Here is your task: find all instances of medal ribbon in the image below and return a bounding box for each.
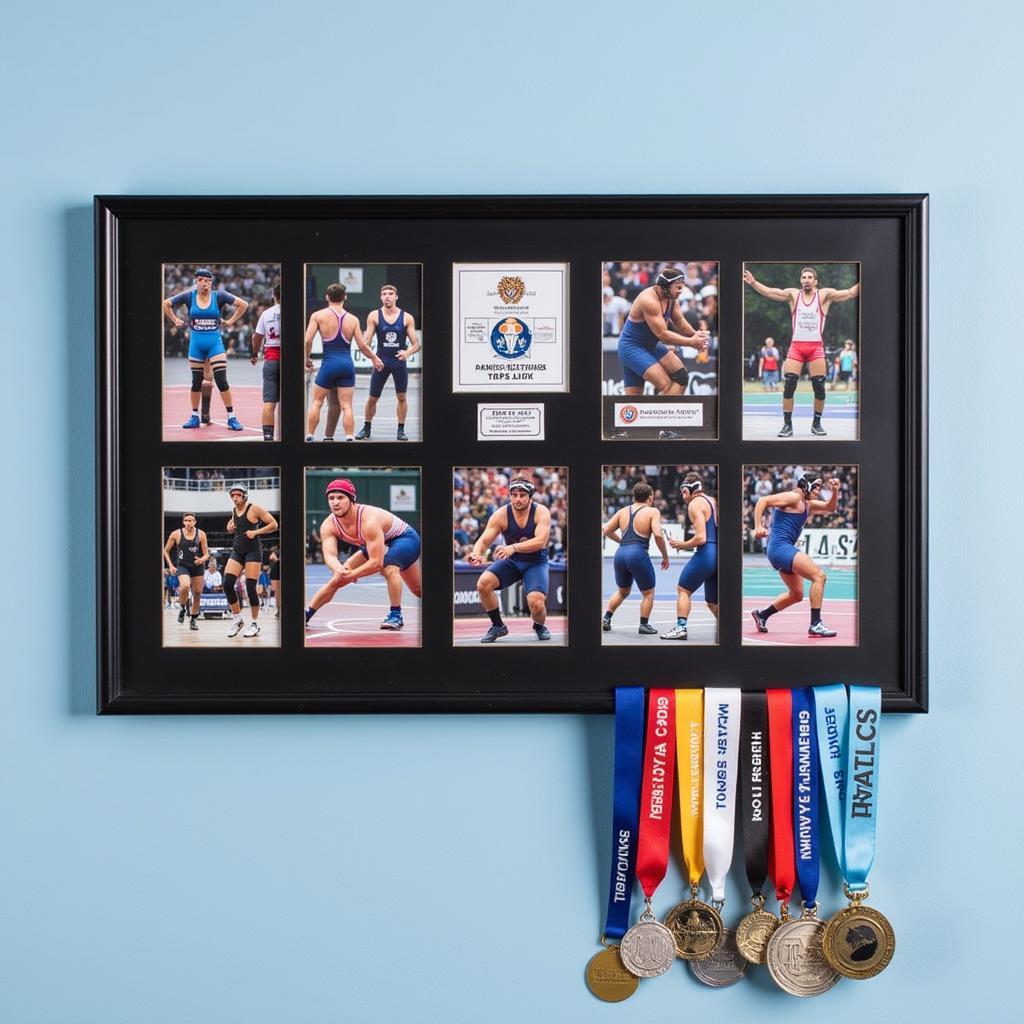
[812,684,849,877]
[702,689,740,902]
[675,689,704,888]
[603,687,646,940]
[634,689,676,901]
[740,691,771,896]
[766,689,795,906]
[791,688,821,906]
[845,686,881,893]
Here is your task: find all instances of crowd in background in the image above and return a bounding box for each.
[602,465,719,524]
[453,467,567,561]
[163,263,278,358]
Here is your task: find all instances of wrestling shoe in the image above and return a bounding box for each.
[808,621,837,638]
[638,623,658,635]
[658,429,682,439]
[226,415,243,431]
[660,624,688,640]
[242,621,261,638]
[811,422,827,436]
[750,609,769,633]
[227,619,245,638]
[380,610,404,630]
[182,414,201,429]
[189,617,199,631]
[602,617,612,632]
[396,425,408,441]
[533,623,552,641]
[480,623,509,644]
[777,422,794,438]
[355,425,372,440]
[177,605,187,624]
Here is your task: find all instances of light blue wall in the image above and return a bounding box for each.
[2,1,1018,1020]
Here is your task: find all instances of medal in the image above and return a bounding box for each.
[735,691,779,964]
[688,928,749,988]
[585,687,645,1001]
[766,914,840,997]
[664,689,724,961]
[766,688,841,996]
[618,689,678,979]
[822,898,895,980]
[585,946,639,1002]
[815,685,896,980]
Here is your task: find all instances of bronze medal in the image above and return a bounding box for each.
[585,945,641,1001]
[735,897,780,965]
[766,913,842,997]
[664,894,725,962]
[822,902,895,980]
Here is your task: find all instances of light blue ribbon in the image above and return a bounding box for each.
[844,686,881,892]
[812,684,850,877]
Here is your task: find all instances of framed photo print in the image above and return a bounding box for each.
[96,194,927,713]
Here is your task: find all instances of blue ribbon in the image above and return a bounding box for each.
[845,686,881,892]
[604,687,645,940]
[812,684,850,877]
[791,689,821,906]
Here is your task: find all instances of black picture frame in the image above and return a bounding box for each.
[95,194,927,714]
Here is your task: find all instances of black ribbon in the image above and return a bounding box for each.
[740,692,772,896]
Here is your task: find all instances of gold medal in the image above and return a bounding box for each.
[822,888,895,980]
[585,944,641,1001]
[765,905,841,997]
[735,893,780,964]
[664,886,725,961]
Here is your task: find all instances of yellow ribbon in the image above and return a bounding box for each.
[675,689,704,887]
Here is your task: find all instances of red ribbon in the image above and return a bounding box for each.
[767,689,795,905]
[635,689,676,899]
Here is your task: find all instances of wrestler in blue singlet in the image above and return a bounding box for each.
[613,506,656,593]
[678,494,718,603]
[316,310,356,389]
[369,307,409,398]
[766,499,809,575]
[488,501,549,596]
[617,294,674,388]
[166,285,240,361]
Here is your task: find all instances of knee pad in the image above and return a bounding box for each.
[245,577,260,608]
[783,373,799,399]
[213,366,230,393]
[191,368,205,393]
[223,573,238,601]
[669,365,689,387]
[811,375,827,401]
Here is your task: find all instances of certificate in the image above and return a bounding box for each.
[452,262,569,392]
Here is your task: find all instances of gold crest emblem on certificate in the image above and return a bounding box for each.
[822,904,895,980]
[497,275,526,304]
[585,946,640,1001]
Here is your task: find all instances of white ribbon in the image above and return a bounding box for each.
[702,688,741,902]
